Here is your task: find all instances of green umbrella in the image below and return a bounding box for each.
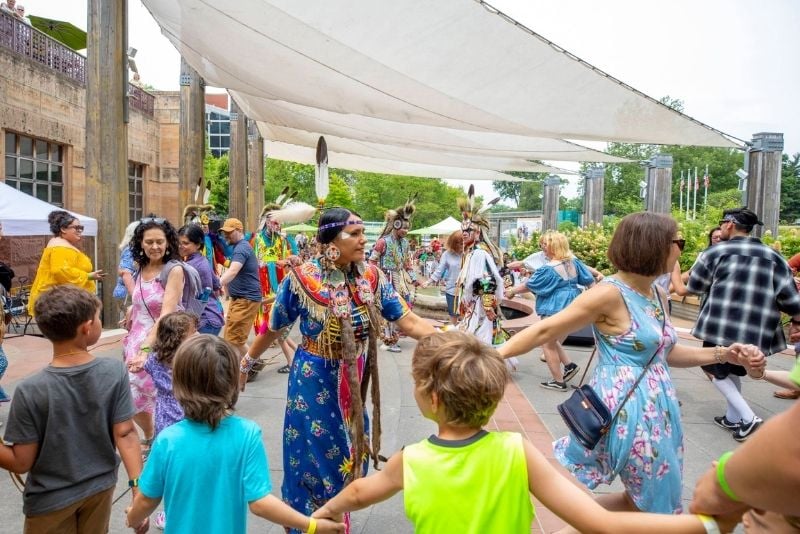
[29,16,87,51]
[283,223,317,233]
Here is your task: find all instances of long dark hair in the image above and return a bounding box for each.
[130,215,180,266]
[317,207,359,244]
[707,226,721,248]
[179,223,206,248]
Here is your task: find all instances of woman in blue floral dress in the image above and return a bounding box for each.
[499,212,766,514]
[240,208,435,533]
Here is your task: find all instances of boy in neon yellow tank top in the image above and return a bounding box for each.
[312,331,726,534]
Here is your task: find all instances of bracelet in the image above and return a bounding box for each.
[307,517,317,534]
[696,514,721,534]
[239,355,256,374]
[713,345,724,364]
[715,451,740,502]
[128,478,139,488]
[750,369,766,380]
[140,346,152,353]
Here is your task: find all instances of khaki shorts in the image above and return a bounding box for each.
[24,486,113,534]
[224,298,260,346]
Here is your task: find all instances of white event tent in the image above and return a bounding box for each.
[141,0,742,178]
[0,181,98,237]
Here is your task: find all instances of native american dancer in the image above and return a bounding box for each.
[238,208,435,533]
[368,198,418,352]
[454,186,515,367]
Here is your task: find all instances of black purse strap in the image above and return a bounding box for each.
[607,287,668,427]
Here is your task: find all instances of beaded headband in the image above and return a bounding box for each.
[317,218,364,232]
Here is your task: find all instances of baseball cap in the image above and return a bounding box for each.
[220,218,244,232]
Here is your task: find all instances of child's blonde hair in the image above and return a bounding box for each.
[412,331,509,428]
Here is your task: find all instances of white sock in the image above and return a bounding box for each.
[712,376,755,423]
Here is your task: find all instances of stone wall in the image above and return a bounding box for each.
[0,47,172,284]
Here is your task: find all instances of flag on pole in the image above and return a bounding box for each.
[694,171,699,191]
[704,172,710,188]
[680,175,684,191]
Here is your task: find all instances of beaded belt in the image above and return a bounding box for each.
[301,337,342,360]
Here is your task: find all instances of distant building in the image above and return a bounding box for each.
[205,93,230,157]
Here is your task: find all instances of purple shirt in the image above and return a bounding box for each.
[185,252,224,329]
[143,354,184,436]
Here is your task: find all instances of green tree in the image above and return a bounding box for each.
[492,171,549,210]
[780,153,800,223]
[204,153,230,215]
[352,173,464,227]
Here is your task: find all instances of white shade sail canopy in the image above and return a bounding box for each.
[265,141,530,182]
[0,182,98,237]
[257,123,570,174]
[143,0,741,150]
[235,93,631,165]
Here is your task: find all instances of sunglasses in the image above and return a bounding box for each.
[140,217,166,225]
[66,224,85,232]
[672,239,686,251]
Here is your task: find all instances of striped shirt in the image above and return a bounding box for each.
[687,236,800,355]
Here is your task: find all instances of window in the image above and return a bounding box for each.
[205,108,231,158]
[5,132,64,206]
[128,162,144,222]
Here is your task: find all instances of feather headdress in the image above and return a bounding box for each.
[457,185,504,266]
[183,203,216,225]
[457,185,500,229]
[267,201,317,225]
[315,136,329,207]
[379,194,418,237]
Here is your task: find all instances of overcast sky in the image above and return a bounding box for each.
[31,1,799,203]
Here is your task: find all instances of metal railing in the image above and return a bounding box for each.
[0,10,86,84]
[0,10,155,117]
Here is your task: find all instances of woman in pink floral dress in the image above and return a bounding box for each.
[123,216,186,450]
[499,213,766,514]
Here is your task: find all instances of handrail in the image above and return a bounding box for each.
[0,10,155,117]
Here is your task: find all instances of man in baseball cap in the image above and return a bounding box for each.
[220,218,244,233]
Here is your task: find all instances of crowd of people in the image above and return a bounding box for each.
[0,199,799,533]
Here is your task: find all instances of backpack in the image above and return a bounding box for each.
[159,260,207,318]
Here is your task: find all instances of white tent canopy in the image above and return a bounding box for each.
[143,0,741,149]
[265,141,532,182]
[424,216,462,235]
[0,182,98,236]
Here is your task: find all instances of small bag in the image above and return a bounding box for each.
[557,288,667,450]
[557,384,612,450]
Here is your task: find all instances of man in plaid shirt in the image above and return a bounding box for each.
[688,208,800,442]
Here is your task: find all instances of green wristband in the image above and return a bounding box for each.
[716,451,740,501]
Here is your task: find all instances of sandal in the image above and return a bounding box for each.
[277,365,291,374]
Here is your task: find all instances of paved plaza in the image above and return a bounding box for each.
[0,319,795,533]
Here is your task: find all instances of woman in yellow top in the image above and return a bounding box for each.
[27,210,104,316]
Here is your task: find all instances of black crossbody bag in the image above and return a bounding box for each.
[557,290,667,450]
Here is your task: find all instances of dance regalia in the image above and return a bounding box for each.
[370,234,416,304]
[455,242,506,346]
[252,229,298,334]
[268,261,408,531]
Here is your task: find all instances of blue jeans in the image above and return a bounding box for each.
[198,325,222,336]
[445,293,458,318]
